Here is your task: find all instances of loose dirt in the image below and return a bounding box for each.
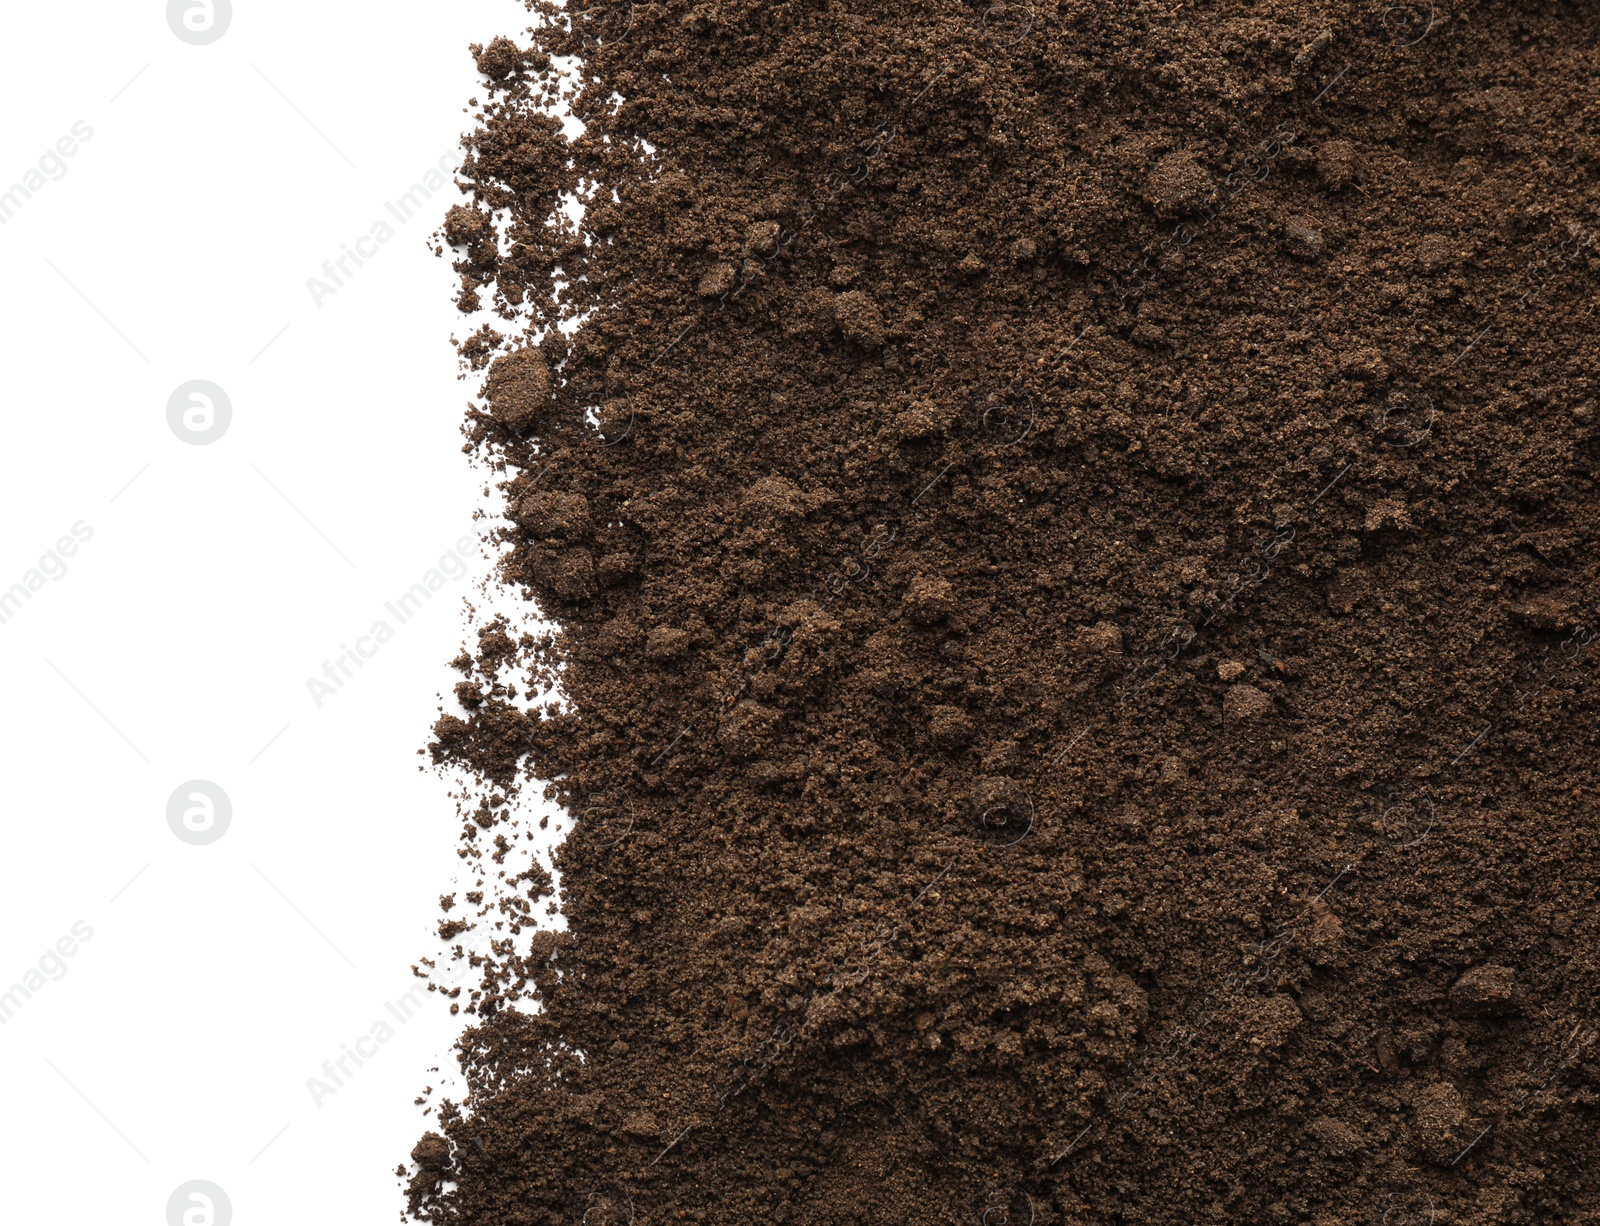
[409,2,1600,1223]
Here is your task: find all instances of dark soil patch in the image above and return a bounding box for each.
[413,2,1600,1223]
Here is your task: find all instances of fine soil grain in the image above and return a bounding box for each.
[410,2,1600,1223]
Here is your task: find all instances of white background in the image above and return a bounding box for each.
[0,3,560,1222]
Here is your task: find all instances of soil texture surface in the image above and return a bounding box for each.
[409,2,1600,1222]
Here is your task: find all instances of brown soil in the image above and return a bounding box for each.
[410,2,1600,1223]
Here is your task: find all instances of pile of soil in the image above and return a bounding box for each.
[410,2,1600,1222]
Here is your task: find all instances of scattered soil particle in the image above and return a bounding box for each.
[1308,1115,1365,1159]
[1223,682,1276,723]
[1413,1080,1471,1166]
[1143,150,1217,218]
[1451,964,1521,1017]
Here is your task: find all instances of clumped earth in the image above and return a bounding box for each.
[407,2,1600,1223]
